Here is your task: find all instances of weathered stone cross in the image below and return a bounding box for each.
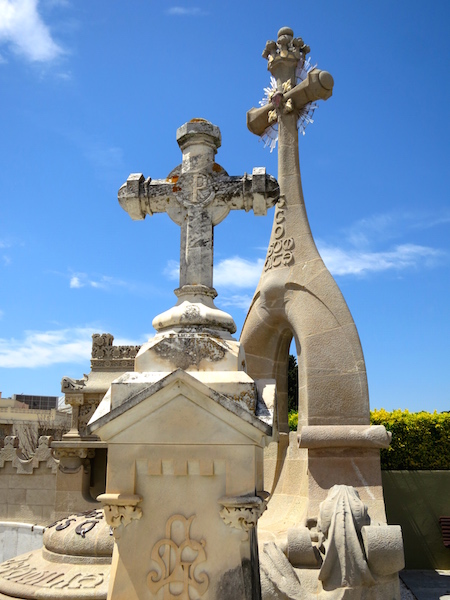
[119,119,279,292]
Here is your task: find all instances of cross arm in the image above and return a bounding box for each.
[212,168,279,224]
[118,173,181,222]
[247,68,334,137]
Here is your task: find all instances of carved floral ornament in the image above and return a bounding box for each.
[97,493,142,539]
[218,493,269,540]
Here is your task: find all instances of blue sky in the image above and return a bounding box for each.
[0,1,448,413]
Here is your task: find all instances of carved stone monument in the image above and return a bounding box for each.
[0,29,405,600]
[241,27,404,599]
[86,118,279,600]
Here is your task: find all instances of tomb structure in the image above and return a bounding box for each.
[241,27,404,599]
[88,118,280,599]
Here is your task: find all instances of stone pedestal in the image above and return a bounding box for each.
[88,369,272,600]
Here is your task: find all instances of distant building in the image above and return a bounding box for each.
[0,392,71,456]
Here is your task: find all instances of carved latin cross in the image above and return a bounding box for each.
[118,119,279,291]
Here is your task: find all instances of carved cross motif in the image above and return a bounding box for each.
[118,119,279,291]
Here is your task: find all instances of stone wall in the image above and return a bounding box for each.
[382,470,450,569]
[0,436,58,525]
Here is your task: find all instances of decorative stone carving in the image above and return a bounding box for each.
[218,494,268,540]
[0,435,58,474]
[91,333,140,371]
[61,376,87,392]
[0,557,104,590]
[147,514,209,598]
[97,493,142,539]
[317,485,375,590]
[119,119,279,344]
[259,542,303,600]
[53,447,95,474]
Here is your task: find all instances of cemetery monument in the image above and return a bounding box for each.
[0,27,404,600]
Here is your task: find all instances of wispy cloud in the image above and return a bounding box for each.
[166,7,206,16]
[0,0,64,62]
[220,294,253,311]
[318,210,448,276]
[318,243,443,276]
[0,327,92,368]
[69,272,128,291]
[0,327,149,368]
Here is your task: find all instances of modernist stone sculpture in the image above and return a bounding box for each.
[240,27,404,599]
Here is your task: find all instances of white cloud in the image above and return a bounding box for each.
[0,327,150,369]
[318,243,442,276]
[214,257,264,288]
[166,7,206,16]
[0,327,93,368]
[0,0,63,62]
[69,275,82,288]
[165,257,264,289]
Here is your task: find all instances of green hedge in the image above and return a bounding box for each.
[287,409,450,470]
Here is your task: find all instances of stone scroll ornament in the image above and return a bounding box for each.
[147,514,209,599]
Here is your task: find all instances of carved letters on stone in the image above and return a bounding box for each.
[264,197,295,271]
[0,556,104,589]
[147,514,209,598]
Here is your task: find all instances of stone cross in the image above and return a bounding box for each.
[118,119,279,291]
[246,27,333,138]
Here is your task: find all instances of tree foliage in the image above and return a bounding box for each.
[287,354,298,413]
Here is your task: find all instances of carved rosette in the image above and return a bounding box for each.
[97,493,142,539]
[218,493,269,540]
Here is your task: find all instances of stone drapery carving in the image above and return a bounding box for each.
[317,485,374,590]
[147,514,209,598]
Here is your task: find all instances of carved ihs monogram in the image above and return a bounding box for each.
[147,514,209,599]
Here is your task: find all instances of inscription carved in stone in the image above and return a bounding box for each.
[148,514,209,598]
[0,556,104,589]
[264,197,295,271]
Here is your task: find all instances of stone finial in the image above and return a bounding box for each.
[262,26,310,73]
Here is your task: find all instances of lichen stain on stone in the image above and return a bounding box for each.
[232,390,257,413]
[212,163,223,173]
[154,337,226,370]
[189,118,208,123]
[216,559,253,600]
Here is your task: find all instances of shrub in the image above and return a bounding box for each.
[370,409,450,470]
[287,408,450,470]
